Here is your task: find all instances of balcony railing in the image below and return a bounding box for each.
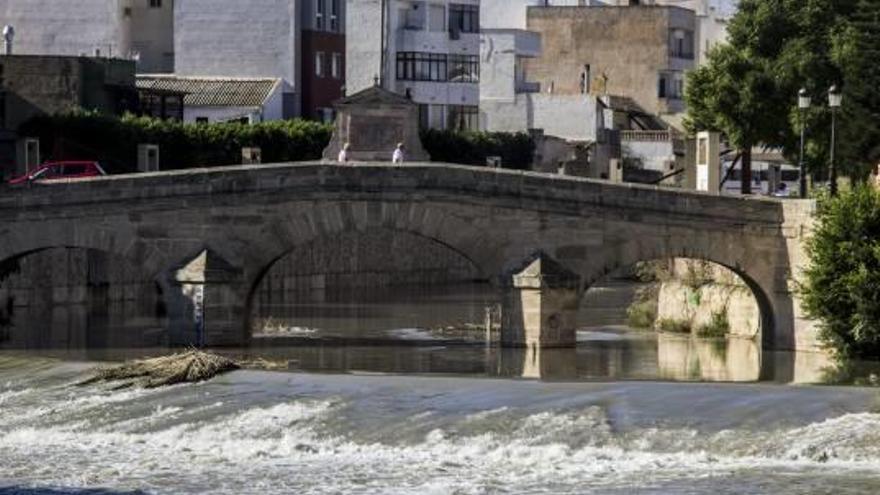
[620,130,679,142]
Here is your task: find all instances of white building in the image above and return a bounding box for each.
[136,75,285,123]
[173,0,301,117]
[347,0,481,130]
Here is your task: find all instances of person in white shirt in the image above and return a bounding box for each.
[337,143,350,163]
[392,143,405,164]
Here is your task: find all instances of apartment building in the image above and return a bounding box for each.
[301,0,346,121]
[347,0,481,130]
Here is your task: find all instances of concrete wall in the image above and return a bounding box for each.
[531,94,600,141]
[174,0,300,95]
[525,5,696,116]
[0,0,124,58]
[0,55,136,132]
[346,0,383,94]
[623,139,676,172]
[126,0,175,73]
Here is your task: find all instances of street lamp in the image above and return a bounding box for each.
[828,85,842,196]
[798,88,811,198]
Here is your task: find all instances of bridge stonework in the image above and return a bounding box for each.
[0,163,819,351]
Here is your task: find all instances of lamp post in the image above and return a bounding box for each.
[828,85,842,196]
[798,88,810,198]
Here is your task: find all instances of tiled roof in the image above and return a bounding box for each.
[136,75,281,107]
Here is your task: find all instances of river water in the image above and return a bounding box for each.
[1,283,880,494]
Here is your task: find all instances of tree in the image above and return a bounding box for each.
[686,0,880,189]
[685,44,788,194]
[801,186,880,359]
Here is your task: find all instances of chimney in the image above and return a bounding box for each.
[2,25,14,55]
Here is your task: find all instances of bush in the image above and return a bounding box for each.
[420,128,535,170]
[18,111,333,174]
[801,185,880,360]
[627,300,657,329]
[656,318,692,334]
[696,310,730,338]
[626,285,658,329]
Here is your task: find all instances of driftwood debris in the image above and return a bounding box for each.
[79,350,240,389]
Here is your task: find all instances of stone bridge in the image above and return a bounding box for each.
[0,162,818,350]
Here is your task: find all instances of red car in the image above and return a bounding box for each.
[7,161,107,186]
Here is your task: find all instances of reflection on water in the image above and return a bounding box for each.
[0,281,875,385]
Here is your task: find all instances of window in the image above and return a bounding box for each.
[149,0,162,8]
[447,105,478,131]
[331,53,342,79]
[316,0,325,30]
[658,71,684,99]
[315,52,325,77]
[669,29,695,59]
[448,54,479,82]
[448,4,478,35]
[429,4,445,32]
[63,164,88,176]
[396,52,477,83]
[396,52,447,82]
[330,0,340,31]
[580,64,591,94]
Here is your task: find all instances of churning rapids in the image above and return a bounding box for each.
[1,356,879,494]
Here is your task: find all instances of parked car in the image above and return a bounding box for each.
[7,161,107,186]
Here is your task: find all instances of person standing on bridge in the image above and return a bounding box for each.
[338,143,351,163]
[392,143,405,164]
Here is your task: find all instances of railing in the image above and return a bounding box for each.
[620,130,679,142]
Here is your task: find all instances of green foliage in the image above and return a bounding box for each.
[696,311,731,338]
[682,260,715,290]
[685,0,879,181]
[656,318,692,334]
[18,111,332,174]
[419,128,535,170]
[627,301,656,329]
[801,185,880,359]
[630,260,672,283]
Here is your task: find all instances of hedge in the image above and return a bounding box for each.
[18,111,333,174]
[419,128,535,170]
[19,111,535,173]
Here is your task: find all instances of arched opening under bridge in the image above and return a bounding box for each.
[0,247,166,350]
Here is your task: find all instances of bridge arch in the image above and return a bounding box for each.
[576,238,784,349]
[244,226,493,336]
[0,245,168,348]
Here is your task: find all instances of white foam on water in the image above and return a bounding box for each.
[2,389,880,494]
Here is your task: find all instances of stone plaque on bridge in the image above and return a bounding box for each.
[322,85,429,162]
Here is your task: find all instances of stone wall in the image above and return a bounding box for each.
[655,259,761,339]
